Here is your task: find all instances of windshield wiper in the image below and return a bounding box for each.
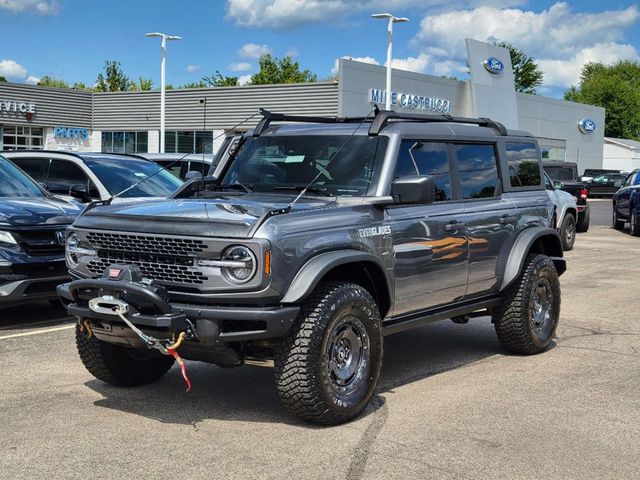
[273,185,332,196]
[211,182,253,193]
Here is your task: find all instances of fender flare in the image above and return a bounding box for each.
[499,227,566,291]
[280,250,390,305]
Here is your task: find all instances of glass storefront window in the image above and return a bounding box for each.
[1,125,44,150]
[101,131,148,154]
[164,130,213,154]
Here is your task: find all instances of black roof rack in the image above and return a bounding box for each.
[368,111,508,136]
[253,108,372,136]
[252,108,509,137]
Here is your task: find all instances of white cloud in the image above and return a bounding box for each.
[391,53,430,73]
[186,64,201,73]
[411,2,640,88]
[538,43,639,88]
[25,75,40,84]
[0,59,28,80]
[229,62,252,72]
[238,74,252,85]
[285,48,299,58]
[238,43,270,59]
[0,0,59,14]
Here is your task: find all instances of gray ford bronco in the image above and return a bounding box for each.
[58,110,565,425]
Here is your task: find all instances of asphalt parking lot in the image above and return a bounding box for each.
[1,199,638,480]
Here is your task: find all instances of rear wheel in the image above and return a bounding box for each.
[493,254,561,355]
[612,205,625,230]
[576,206,590,233]
[630,208,640,237]
[274,282,383,425]
[75,323,174,386]
[559,213,576,251]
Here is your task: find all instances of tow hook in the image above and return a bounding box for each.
[87,295,192,392]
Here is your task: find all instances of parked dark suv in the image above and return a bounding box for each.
[58,110,565,424]
[0,155,81,308]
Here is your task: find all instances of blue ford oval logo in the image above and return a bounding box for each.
[483,57,504,74]
[578,118,596,134]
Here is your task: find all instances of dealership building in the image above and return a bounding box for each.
[0,39,605,171]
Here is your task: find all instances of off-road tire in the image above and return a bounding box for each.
[75,323,174,386]
[559,213,576,251]
[629,208,639,235]
[274,281,383,425]
[493,254,561,355]
[576,206,590,233]
[612,206,625,230]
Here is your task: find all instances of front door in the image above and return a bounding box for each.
[388,141,468,316]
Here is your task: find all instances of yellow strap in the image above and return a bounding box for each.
[167,331,186,351]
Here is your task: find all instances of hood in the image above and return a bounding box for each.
[0,196,82,227]
[73,194,335,238]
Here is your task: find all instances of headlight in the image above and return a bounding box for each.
[65,233,96,269]
[0,231,17,246]
[220,245,257,284]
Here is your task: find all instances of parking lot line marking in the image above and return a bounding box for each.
[0,324,75,341]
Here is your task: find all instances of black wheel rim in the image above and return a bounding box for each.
[565,218,575,244]
[325,315,370,396]
[531,278,555,341]
[632,211,637,234]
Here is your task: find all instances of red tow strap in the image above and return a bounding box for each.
[167,349,192,392]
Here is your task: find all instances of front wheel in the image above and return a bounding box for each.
[559,213,576,251]
[75,323,174,386]
[493,254,561,355]
[612,205,625,230]
[274,282,383,425]
[630,208,640,237]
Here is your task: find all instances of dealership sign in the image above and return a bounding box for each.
[483,57,504,75]
[368,89,451,113]
[54,126,89,140]
[0,99,36,114]
[578,118,596,134]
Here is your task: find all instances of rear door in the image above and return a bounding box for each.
[454,143,516,297]
[388,141,468,315]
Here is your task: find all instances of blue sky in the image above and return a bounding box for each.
[1,0,639,97]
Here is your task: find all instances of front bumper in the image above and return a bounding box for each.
[57,278,299,344]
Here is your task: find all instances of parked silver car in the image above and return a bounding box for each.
[545,172,578,250]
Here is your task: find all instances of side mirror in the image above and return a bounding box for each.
[185,170,203,181]
[553,181,563,190]
[391,175,435,204]
[69,184,90,202]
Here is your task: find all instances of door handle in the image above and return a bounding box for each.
[499,215,517,225]
[445,221,465,232]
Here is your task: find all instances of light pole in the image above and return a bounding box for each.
[371,13,409,111]
[145,32,181,153]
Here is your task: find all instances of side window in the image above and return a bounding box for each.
[188,159,210,175]
[455,144,499,199]
[396,141,452,201]
[11,157,49,182]
[623,174,633,188]
[544,173,554,190]
[505,142,541,187]
[157,160,183,178]
[47,159,93,195]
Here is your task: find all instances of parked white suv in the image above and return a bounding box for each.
[2,151,183,204]
[545,172,578,250]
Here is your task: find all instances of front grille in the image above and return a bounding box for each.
[86,232,208,256]
[84,231,210,286]
[13,228,65,256]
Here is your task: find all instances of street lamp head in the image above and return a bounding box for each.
[371,13,393,19]
[145,32,163,38]
[145,32,182,40]
[393,17,410,23]
[167,35,182,41]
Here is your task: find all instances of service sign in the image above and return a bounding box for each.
[368,88,451,113]
[578,118,596,134]
[0,99,36,113]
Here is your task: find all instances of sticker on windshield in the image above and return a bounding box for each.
[284,155,305,164]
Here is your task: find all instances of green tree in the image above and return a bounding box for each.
[95,60,130,92]
[72,82,89,90]
[250,54,317,85]
[37,76,69,88]
[496,42,544,94]
[128,77,153,91]
[182,80,208,89]
[565,61,640,140]
[0,76,6,82]
[203,70,239,87]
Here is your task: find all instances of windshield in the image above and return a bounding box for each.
[544,166,574,181]
[84,157,183,198]
[0,157,44,198]
[220,135,387,197]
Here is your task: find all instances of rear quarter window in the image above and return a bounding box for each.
[505,142,542,188]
